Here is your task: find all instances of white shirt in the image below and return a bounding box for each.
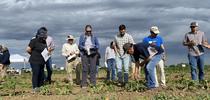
[62,43,79,57]
[105,46,116,60]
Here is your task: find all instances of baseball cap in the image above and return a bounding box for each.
[190,22,198,27]
[150,26,160,34]
[123,43,133,53]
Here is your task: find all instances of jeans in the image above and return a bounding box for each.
[154,59,166,87]
[30,63,45,89]
[116,55,130,83]
[81,55,97,87]
[45,57,53,82]
[188,54,204,80]
[145,54,162,88]
[106,58,116,81]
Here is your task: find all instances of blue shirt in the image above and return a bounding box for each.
[143,36,163,47]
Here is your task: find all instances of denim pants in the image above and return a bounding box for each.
[116,55,130,83]
[145,54,162,88]
[81,54,97,87]
[45,57,53,81]
[30,63,45,89]
[188,54,204,80]
[106,58,116,81]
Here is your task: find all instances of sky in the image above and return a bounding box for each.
[0,0,210,68]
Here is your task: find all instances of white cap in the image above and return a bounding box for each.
[150,26,160,34]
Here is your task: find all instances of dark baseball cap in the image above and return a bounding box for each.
[123,43,133,53]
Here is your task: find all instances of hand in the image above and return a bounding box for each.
[188,41,196,46]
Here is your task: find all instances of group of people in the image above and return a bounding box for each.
[0,21,209,92]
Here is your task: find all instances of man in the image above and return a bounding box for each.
[183,22,210,81]
[0,45,10,81]
[36,27,55,84]
[62,35,80,85]
[114,24,135,86]
[123,42,164,89]
[79,25,100,88]
[143,26,166,87]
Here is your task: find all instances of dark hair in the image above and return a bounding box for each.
[85,25,92,31]
[40,27,48,32]
[110,41,114,48]
[119,24,126,30]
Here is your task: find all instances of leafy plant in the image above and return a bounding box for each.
[124,80,146,92]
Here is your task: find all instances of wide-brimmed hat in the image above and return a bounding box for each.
[66,35,75,40]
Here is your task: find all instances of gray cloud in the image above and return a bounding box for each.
[1,0,210,67]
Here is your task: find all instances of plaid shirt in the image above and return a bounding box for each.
[114,32,134,58]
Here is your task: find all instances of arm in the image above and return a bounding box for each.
[74,44,80,55]
[61,44,68,57]
[104,47,108,61]
[78,35,86,51]
[26,46,32,55]
[94,36,100,49]
[183,34,195,47]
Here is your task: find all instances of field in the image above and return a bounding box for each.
[1,65,210,100]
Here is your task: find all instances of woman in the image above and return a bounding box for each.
[105,41,116,81]
[26,28,47,92]
[79,25,100,88]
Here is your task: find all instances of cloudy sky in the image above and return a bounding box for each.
[0,0,210,67]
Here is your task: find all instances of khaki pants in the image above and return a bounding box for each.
[131,62,141,80]
[154,59,166,87]
[66,59,80,85]
[0,64,7,81]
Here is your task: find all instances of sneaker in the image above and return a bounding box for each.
[32,88,40,93]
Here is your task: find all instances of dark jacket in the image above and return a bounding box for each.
[0,47,10,65]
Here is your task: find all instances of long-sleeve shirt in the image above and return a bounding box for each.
[105,46,116,60]
[46,36,55,50]
[62,43,80,58]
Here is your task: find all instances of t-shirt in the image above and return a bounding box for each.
[28,38,47,64]
[133,42,164,62]
[143,36,163,47]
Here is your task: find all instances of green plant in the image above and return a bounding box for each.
[39,85,52,95]
[153,93,179,100]
[124,80,146,92]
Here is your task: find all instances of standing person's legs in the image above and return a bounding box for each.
[158,59,166,86]
[123,55,130,83]
[81,55,89,87]
[38,64,45,87]
[75,60,81,85]
[198,54,204,81]
[111,59,116,81]
[146,55,162,89]
[30,63,41,89]
[188,54,198,80]
[89,55,97,86]
[154,66,159,87]
[107,59,112,81]
[45,57,53,83]
[116,56,123,83]
[66,61,74,85]
[0,64,5,80]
